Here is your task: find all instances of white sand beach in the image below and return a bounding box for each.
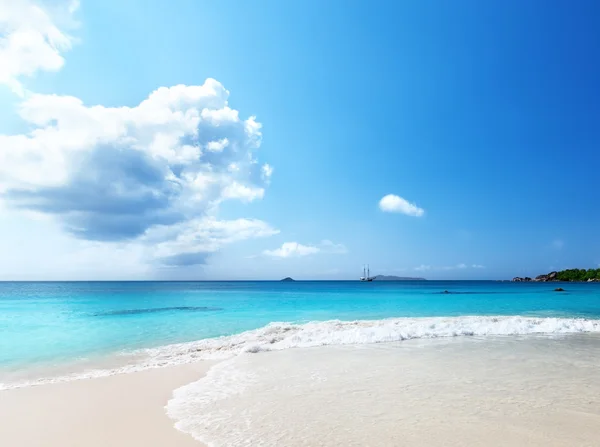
[0,363,210,447]
[3,335,600,447]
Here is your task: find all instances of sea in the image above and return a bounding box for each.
[2,280,600,385]
[3,280,600,445]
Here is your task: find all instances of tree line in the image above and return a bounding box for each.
[555,268,600,281]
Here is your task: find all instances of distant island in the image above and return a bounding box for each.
[372,275,426,281]
[512,269,600,283]
[280,277,295,282]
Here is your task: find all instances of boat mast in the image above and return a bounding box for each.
[367,264,370,278]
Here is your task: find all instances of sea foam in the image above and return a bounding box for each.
[2,315,600,390]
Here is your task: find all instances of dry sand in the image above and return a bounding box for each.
[4,336,600,447]
[0,363,211,447]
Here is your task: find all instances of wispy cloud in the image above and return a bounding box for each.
[263,242,319,258]
[262,240,347,259]
[415,263,485,271]
[552,239,564,250]
[378,194,424,217]
[440,263,466,271]
[0,0,78,95]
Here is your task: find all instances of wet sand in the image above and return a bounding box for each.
[0,363,211,447]
[168,336,600,446]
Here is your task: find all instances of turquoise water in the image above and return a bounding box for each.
[1,281,600,371]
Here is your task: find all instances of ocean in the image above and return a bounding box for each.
[1,280,600,385]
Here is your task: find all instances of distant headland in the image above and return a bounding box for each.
[372,275,426,281]
[278,275,426,281]
[512,269,600,283]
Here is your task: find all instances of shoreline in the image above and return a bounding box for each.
[4,314,600,391]
[0,362,212,447]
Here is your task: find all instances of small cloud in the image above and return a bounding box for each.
[262,240,347,259]
[414,264,431,271]
[552,239,564,250]
[261,163,274,181]
[472,264,485,269]
[378,194,424,217]
[263,242,320,258]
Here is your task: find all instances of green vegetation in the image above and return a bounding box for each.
[555,269,600,282]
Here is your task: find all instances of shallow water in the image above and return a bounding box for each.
[167,335,600,446]
[1,280,600,386]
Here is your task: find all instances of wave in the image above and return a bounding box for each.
[3,315,600,390]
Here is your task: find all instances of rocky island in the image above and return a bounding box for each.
[512,268,600,282]
[280,277,295,282]
[372,275,426,281]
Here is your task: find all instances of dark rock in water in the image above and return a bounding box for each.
[554,288,565,292]
[442,290,450,294]
[512,277,532,282]
[281,277,295,282]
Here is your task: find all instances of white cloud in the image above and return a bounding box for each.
[263,242,320,258]
[416,263,484,271]
[263,240,347,259]
[261,163,273,182]
[0,78,269,248]
[379,194,424,217]
[0,0,77,95]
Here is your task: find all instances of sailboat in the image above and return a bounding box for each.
[360,265,374,282]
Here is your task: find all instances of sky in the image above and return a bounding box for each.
[0,0,599,280]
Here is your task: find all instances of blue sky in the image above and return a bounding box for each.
[0,0,599,280]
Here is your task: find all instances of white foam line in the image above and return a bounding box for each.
[3,315,600,390]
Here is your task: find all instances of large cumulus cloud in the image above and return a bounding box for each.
[0,79,276,263]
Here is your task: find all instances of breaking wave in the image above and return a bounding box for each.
[3,315,600,390]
